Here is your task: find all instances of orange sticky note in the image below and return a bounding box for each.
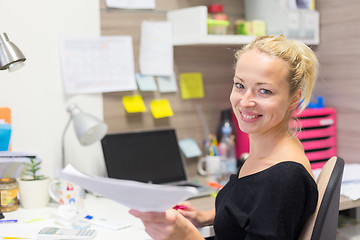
[150,99,174,119]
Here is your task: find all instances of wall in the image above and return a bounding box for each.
[0,0,105,177]
[100,0,244,176]
[314,0,360,163]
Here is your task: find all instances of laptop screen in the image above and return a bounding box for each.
[101,129,187,184]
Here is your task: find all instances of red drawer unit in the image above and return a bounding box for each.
[291,107,337,169]
[233,107,337,169]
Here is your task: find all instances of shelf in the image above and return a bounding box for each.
[171,35,256,46]
[167,6,319,46]
[171,35,319,46]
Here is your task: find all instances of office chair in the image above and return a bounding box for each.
[299,156,345,240]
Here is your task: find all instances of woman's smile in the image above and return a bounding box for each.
[239,110,262,122]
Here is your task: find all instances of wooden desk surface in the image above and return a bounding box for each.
[339,195,360,211]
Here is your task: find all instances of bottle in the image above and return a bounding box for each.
[218,120,237,185]
[216,109,235,143]
[208,4,227,21]
[207,4,229,35]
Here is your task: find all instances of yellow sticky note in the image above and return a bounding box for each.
[180,73,204,99]
[122,95,147,113]
[150,99,174,119]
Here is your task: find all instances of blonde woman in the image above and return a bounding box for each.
[130,35,319,240]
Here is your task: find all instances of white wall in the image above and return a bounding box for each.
[0,0,106,177]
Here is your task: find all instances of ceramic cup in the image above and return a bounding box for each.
[197,156,221,180]
[48,178,85,211]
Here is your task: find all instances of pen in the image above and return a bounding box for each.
[208,181,223,190]
[173,205,186,210]
[0,219,18,224]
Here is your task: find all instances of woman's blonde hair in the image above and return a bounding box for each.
[235,35,319,112]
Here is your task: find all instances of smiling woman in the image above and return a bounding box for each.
[231,48,295,135]
[129,35,320,240]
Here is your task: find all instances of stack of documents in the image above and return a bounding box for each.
[340,164,360,201]
[313,163,360,201]
[0,151,36,178]
[59,165,198,212]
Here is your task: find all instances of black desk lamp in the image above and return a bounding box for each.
[0,32,26,217]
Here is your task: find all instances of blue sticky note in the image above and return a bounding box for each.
[136,73,157,91]
[157,74,178,93]
[179,138,202,158]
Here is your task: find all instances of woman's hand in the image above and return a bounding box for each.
[129,208,204,240]
[175,201,215,227]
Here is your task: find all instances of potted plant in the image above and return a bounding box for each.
[17,157,51,209]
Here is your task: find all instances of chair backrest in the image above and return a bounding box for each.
[299,156,344,240]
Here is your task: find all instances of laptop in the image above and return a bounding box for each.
[101,128,215,198]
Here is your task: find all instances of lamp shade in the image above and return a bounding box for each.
[67,104,108,146]
[0,33,26,71]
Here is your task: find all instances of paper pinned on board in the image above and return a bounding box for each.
[59,36,137,94]
[59,165,198,212]
[139,21,173,76]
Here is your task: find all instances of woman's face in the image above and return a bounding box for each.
[230,49,298,136]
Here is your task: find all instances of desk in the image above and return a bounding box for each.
[3,195,150,239]
[2,193,358,239]
[1,194,216,240]
[340,196,360,211]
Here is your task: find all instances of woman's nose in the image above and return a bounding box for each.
[241,91,256,107]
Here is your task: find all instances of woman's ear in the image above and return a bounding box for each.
[288,89,302,111]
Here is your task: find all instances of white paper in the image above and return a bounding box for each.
[341,182,360,201]
[59,165,198,212]
[105,0,155,9]
[0,218,55,239]
[342,164,360,183]
[139,21,173,76]
[59,36,137,94]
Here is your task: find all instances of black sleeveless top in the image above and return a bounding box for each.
[213,161,318,240]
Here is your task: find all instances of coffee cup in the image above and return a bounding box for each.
[197,156,221,180]
[48,178,85,211]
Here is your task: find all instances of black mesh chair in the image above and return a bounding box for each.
[299,156,345,240]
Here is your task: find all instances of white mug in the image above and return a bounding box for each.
[197,156,221,180]
[48,178,85,211]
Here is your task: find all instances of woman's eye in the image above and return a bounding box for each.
[260,88,272,94]
[235,83,244,89]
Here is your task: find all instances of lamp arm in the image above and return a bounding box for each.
[61,116,72,169]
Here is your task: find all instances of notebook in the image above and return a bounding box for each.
[101,128,215,198]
